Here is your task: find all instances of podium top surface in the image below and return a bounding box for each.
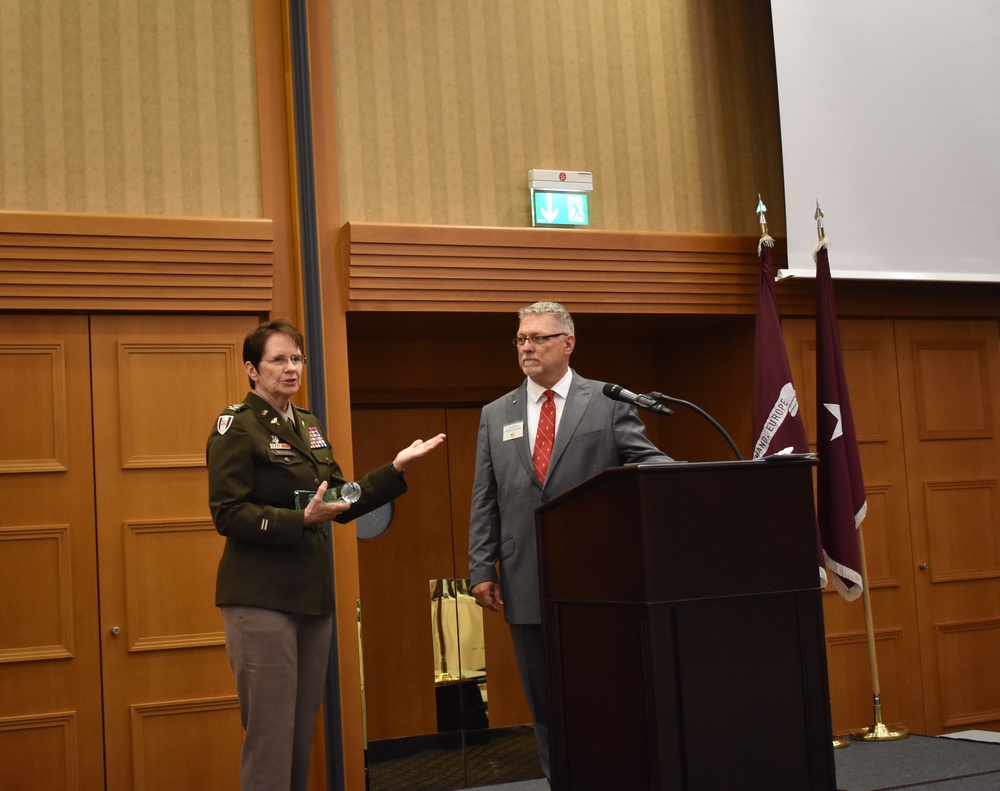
[535,457,822,603]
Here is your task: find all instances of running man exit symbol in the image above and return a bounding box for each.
[531,190,590,227]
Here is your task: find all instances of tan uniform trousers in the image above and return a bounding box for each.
[222,605,334,791]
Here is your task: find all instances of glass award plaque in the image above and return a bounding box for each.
[294,481,361,510]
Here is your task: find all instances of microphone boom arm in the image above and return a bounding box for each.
[648,392,744,461]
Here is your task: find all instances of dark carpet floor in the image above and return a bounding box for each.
[833,733,1000,791]
[368,730,1000,791]
[367,727,543,791]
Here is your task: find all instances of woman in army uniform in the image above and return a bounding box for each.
[207,319,444,791]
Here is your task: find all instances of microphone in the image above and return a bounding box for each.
[603,383,674,416]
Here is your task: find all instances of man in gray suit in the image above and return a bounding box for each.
[468,301,671,781]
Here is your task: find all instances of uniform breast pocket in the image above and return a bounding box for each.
[266,447,305,467]
[312,449,334,466]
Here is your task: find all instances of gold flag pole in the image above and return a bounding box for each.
[810,200,909,743]
[850,527,909,741]
[822,203,849,752]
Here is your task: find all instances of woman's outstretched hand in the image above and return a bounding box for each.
[393,433,447,472]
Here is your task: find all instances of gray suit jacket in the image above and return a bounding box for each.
[468,372,672,624]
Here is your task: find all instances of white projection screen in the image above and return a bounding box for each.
[770,1,1000,281]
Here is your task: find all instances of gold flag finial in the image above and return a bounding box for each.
[815,200,826,242]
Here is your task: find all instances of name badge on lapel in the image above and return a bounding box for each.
[503,421,524,441]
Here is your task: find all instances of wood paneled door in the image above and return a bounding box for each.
[784,317,1000,737]
[0,314,105,790]
[90,314,252,790]
[894,320,1000,734]
[1,313,258,791]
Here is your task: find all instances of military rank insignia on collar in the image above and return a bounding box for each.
[308,426,328,449]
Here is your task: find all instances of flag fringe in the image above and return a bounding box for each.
[757,234,775,255]
[813,238,829,259]
[824,549,864,601]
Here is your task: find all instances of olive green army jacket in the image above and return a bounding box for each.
[207,390,406,614]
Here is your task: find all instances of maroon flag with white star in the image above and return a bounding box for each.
[815,242,865,600]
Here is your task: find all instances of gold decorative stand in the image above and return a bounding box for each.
[852,694,909,741]
[849,529,910,741]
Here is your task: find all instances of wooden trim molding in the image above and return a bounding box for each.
[341,222,778,315]
[342,222,1000,319]
[0,211,273,313]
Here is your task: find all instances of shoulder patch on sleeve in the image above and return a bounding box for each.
[215,403,247,435]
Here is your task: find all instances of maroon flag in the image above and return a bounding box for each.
[752,240,809,459]
[815,242,865,600]
[753,238,826,586]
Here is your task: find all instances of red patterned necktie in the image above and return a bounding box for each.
[532,389,556,484]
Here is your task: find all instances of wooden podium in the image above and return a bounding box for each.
[536,459,836,791]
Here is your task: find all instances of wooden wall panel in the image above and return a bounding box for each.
[122,519,225,653]
[0,339,69,473]
[0,211,273,312]
[129,698,242,791]
[0,525,73,662]
[342,222,772,315]
[0,713,78,791]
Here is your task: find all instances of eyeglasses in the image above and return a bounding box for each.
[512,333,568,347]
[261,355,307,366]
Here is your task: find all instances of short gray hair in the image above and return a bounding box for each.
[517,301,575,334]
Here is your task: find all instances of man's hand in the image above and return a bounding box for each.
[471,581,503,612]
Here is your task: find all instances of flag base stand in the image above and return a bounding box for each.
[850,700,909,741]
[833,737,850,749]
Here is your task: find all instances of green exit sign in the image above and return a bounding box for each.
[532,190,590,227]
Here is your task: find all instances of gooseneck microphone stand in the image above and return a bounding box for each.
[648,392,744,461]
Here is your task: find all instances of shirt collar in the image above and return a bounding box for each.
[527,369,573,403]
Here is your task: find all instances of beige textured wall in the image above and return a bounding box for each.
[330,0,785,235]
[0,0,261,216]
